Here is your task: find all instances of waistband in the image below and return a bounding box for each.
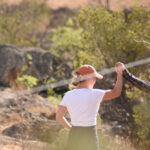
[72,125,96,129]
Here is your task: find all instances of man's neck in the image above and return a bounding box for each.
[77,85,93,89]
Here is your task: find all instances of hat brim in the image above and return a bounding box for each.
[95,72,103,79]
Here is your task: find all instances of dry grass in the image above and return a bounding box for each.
[0,135,53,150]
[0,128,139,150]
[99,132,137,150]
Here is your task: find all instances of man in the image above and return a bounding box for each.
[56,62,125,150]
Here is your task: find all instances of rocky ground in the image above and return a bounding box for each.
[0,43,71,149]
[0,88,61,150]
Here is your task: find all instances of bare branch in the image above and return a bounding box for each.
[134,39,150,49]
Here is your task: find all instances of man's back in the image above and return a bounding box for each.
[60,88,105,126]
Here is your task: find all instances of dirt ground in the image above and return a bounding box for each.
[2,0,150,10]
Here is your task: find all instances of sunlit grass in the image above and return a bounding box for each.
[0,122,138,150]
[52,128,137,150]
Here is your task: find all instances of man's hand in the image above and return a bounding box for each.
[115,62,126,76]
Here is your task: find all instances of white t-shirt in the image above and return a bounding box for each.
[60,88,106,127]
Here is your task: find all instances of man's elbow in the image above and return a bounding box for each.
[116,92,121,98]
[113,91,121,98]
[56,114,63,122]
[103,89,121,101]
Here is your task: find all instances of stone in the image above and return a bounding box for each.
[0,44,24,86]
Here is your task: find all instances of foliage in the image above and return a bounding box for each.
[16,51,39,89]
[125,67,150,149]
[17,74,39,89]
[44,77,62,106]
[0,0,50,47]
[47,95,62,107]
[49,18,101,68]
[50,27,82,54]
[133,100,150,149]
[49,19,83,62]
[78,7,150,70]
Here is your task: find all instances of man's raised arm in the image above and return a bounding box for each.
[103,62,125,101]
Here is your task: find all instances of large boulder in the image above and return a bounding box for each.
[24,48,73,94]
[0,45,73,93]
[24,48,73,80]
[0,44,24,86]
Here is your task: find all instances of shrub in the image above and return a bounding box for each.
[0,0,50,47]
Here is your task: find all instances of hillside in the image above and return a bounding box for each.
[2,0,150,10]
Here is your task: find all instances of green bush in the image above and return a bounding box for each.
[17,74,39,89]
[0,0,50,47]
[78,7,150,69]
[16,51,39,89]
[49,18,84,68]
[133,99,150,149]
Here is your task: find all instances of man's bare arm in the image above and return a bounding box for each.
[102,62,124,101]
[103,74,123,101]
[56,105,72,129]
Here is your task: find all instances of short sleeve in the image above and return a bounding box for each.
[60,93,68,107]
[99,89,106,101]
[93,89,106,103]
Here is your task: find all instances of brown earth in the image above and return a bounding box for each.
[2,0,150,10]
[0,88,61,150]
[46,0,150,10]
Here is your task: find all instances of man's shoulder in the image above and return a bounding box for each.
[64,89,76,96]
[92,88,105,92]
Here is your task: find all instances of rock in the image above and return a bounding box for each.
[24,48,58,81]
[2,123,28,139]
[0,44,73,94]
[0,89,62,143]
[24,48,72,81]
[0,44,24,86]
[24,48,73,94]
[30,120,61,142]
[0,91,57,122]
[2,120,61,143]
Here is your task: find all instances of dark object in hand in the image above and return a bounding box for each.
[123,69,150,93]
